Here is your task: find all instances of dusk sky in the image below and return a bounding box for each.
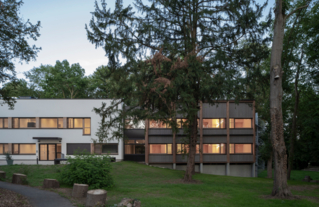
[15,0,274,79]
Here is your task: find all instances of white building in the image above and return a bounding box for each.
[0,99,123,165]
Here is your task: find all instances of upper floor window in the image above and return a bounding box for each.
[125,120,145,129]
[176,144,199,154]
[229,119,252,128]
[40,118,64,128]
[202,119,225,128]
[0,118,8,128]
[176,119,188,128]
[13,118,36,128]
[12,144,36,155]
[203,144,226,154]
[0,144,9,154]
[149,120,169,128]
[149,144,172,154]
[68,118,91,135]
[229,144,252,154]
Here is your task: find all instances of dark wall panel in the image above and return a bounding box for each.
[203,129,227,135]
[230,154,254,162]
[149,136,173,143]
[124,129,145,138]
[229,129,253,135]
[149,155,173,163]
[203,155,227,162]
[149,129,173,135]
[176,155,200,162]
[176,136,200,143]
[67,143,91,155]
[202,103,227,118]
[203,136,227,143]
[229,103,253,118]
[230,136,253,143]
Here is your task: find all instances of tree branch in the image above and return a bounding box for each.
[285,3,310,20]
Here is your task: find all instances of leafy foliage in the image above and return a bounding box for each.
[59,153,114,189]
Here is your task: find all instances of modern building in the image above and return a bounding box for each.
[0,98,123,165]
[124,101,256,177]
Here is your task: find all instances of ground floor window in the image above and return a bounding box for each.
[12,144,36,155]
[67,143,90,155]
[229,144,252,154]
[203,144,226,154]
[102,144,118,154]
[0,144,9,154]
[125,140,145,154]
[40,144,61,160]
[150,144,172,154]
[176,144,199,154]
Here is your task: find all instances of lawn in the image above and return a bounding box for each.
[1,162,319,207]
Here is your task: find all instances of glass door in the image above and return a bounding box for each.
[39,144,61,161]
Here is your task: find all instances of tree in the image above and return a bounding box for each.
[1,78,39,98]
[0,0,41,107]
[24,60,89,98]
[87,65,111,98]
[86,0,270,182]
[268,0,310,198]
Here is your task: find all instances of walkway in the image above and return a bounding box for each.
[0,181,74,207]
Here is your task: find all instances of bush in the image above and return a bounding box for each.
[59,153,114,189]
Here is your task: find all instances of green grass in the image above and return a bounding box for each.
[1,162,319,207]
[259,169,319,181]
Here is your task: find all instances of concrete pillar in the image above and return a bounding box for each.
[200,163,203,173]
[8,117,12,128]
[251,163,256,177]
[173,163,176,170]
[226,163,230,176]
[63,117,67,128]
[36,117,40,128]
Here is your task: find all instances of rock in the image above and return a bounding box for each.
[86,189,107,207]
[12,173,27,185]
[133,200,141,207]
[118,198,133,207]
[72,183,89,198]
[0,171,5,180]
[302,176,313,182]
[43,179,60,188]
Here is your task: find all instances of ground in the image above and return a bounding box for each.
[0,162,319,207]
[0,188,32,207]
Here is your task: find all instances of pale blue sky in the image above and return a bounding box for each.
[15,0,274,79]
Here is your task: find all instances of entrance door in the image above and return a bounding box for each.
[39,144,61,161]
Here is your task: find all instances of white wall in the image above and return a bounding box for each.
[0,99,123,165]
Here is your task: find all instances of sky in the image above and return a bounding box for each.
[15,0,274,79]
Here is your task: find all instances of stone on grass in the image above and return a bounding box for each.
[43,179,60,188]
[0,171,5,180]
[118,198,141,207]
[302,176,313,182]
[72,183,89,198]
[86,189,107,207]
[12,173,27,185]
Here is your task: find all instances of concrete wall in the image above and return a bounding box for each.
[229,164,252,177]
[0,99,123,165]
[202,164,226,176]
[176,164,200,172]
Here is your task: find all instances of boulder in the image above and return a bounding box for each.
[118,198,141,207]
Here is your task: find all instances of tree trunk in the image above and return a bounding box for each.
[287,49,303,180]
[267,154,273,179]
[269,0,292,197]
[183,114,198,182]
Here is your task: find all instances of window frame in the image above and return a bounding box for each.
[12,117,36,129]
[12,143,36,155]
[0,118,8,129]
[202,143,226,154]
[101,143,119,155]
[202,118,226,129]
[124,139,145,155]
[40,117,64,129]
[0,143,9,154]
[176,144,200,154]
[229,118,253,129]
[149,144,172,154]
[229,143,253,154]
[67,118,91,135]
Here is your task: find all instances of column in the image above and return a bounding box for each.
[145,119,149,165]
[226,101,230,176]
[199,101,203,173]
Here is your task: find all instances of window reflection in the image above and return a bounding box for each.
[203,144,225,154]
[229,119,252,128]
[149,144,172,154]
[229,144,252,154]
[202,119,225,128]
[176,144,199,154]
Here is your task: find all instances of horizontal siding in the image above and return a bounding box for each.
[203,129,227,135]
[230,154,254,162]
[229,103,253,118]
[230,136,253,143]
[149,129,173,135]
[203,136,227,143]
[176,137,200,143]
[124,129,145,138]
[202,103,227,118]
[203,154,227,162]
[176,155,200,162]
[229,129,253,135]
[149,155,173,163]
[149,136,173,143]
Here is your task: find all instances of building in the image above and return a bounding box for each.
[0,99,123,165]
[124,101,256,177]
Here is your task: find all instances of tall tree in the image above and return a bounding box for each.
[0,0,41,107]
[269,0,309,197]
[86,0,270,181]
[87,65,111,98]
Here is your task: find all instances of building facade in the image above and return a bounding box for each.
[0,99,124,165]
[124,101,256,177]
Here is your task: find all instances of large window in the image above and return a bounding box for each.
[67,143,91,155]
[149,120,168,128]
[40,118,64,128]
[202,119,225,128]
[68,118,91,135]
[0,144,9,154]
[12,144,36,154]
[149,144,172,154]
[125,120,145,129]
[0,118,8,128]
[12,118,36,128]
[176,144,199,154]
[124,140,145,154]
[203,144,226,154]
[229,144,252,154]
[102,144,118,154]
[229,119,252,128]
[176,119,188,128]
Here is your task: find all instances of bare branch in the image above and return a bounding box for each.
[285,3,310,20]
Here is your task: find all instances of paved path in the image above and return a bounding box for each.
[0,181,74,207]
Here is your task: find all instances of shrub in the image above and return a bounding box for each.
[59,153,114,189]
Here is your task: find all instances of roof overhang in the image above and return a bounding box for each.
[33,137,62,142]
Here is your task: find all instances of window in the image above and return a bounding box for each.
[202,119,225,128]
[125,120,145,129]
[203,144,226,154]
[229,119,252,128]
[41,118,57,128]
[149,120,167,128]
[229,144,252,154]
[12,118,36,128]
[68,118,91,135]
[176,144,199,154]
[0,144,9,154]
[67,143,91,155]
[12,144,36,154]
[149,144,172,154]
[176,119,188,128]
[0,118,8,128]
[102,144,118,154]
[124,140,145,154]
